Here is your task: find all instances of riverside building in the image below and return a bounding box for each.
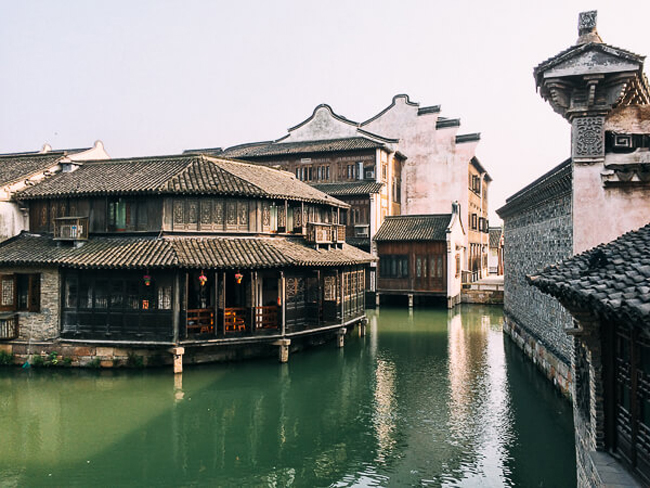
[499,11,650,487]
[0,154,373,370]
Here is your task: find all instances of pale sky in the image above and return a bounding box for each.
[2,1,649,222]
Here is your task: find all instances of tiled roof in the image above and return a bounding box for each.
[15,155,347,207]
[534,42,645,82]
[374,214,451,242]
[528,223,650,323]
[0,152,66,187]
[489,227,502,248]
[0,234,374,269]
[497,159,572,219]
[221,137,386,159]
[311,181,384,196]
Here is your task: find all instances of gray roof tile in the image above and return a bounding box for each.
[528,223,650,323]
[374,214,452,242]
[0,233,374,269]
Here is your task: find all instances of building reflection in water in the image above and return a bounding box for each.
[447,306,514,484]
[373,357,397,463]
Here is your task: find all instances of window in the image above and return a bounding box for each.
[471,213,478,230]
[0,273,40,312]
[380,255,409,279]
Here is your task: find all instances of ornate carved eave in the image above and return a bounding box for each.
[601,162,650,186]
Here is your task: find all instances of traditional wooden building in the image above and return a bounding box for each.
[498,10,650,487]
[0,141,109,242]
[529,223,650,487]
[189,95,493,283]
[0,154,373,369]
[374,204,465,308]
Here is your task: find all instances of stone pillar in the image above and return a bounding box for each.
[375,292,381,308]
[273,339,291,363]
[336,328,347,348]
[174,372,184,401]
[358,319,367,337]
[171,347,184,374]
[408,294,414,308]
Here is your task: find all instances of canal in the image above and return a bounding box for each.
[0,305,576,487]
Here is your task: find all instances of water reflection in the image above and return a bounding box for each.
[0,305,575,487]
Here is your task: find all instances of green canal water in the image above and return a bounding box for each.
[0,305,576,487]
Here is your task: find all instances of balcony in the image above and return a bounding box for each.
[54,216,89,241]
[306,222,346,245]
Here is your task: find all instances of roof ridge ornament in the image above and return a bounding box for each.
[577,10,602,45]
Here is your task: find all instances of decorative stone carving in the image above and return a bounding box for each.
[573,116,604,159]
[578,11,597,32]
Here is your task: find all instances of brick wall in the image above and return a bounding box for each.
[3,267,60,342]
[501,182,574,395]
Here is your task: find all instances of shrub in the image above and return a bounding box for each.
[0,351,13,366]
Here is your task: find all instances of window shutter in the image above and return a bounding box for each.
[0,274,16,312]
[28,274,41,312]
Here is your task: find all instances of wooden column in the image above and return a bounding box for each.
[221,271,227,336]
[172,271,181,344]
[280,271,286,336]
[213,271,219,337]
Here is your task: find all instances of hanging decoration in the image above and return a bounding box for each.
[199,271,208,287]
[235,272,244,284]
[143,272,152,287]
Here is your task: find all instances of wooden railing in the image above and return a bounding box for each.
[255,305,279,329]
[54,216,89,241]
[306,223,346,245]
[186,308,214,335]
[0,313,18,340]
[225,307,246,333]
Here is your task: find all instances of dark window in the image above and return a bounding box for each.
[0,273,40,312]
[380,255,409,279]
[471,213,478,230]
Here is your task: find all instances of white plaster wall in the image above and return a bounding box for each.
[573,161,650,253]
[446,213,465,301]
[0,202,26,241]
[283,107,359,142]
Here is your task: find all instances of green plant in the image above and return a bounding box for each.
[0,351,13,366]
[48,351,59,366]
[31,354,45,368]
[89,357,101,369]
[63,357,72,367]
[126,352,144,369]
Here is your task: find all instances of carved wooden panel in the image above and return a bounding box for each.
[213,199,224,225]
[187,200,198,224]
[226,201,237,225]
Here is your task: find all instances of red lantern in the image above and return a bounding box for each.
[143,274,151,286]
[235,272,243,284]
[199,271,208,287]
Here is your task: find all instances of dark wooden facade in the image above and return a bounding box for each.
[377,241,446,295]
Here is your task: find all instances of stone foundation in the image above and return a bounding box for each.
[503,313,572,400]
[0,321,364,369]
[461,283,504,305]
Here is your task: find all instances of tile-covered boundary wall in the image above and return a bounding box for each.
[498,161,574,398]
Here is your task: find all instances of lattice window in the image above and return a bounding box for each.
[213,200,224,224]
[324,276,336,301]
[200,200,211,225]
[238,201,248,225]
[226,201,237,224]
[173,200,184,224]
[187,200,198,224]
